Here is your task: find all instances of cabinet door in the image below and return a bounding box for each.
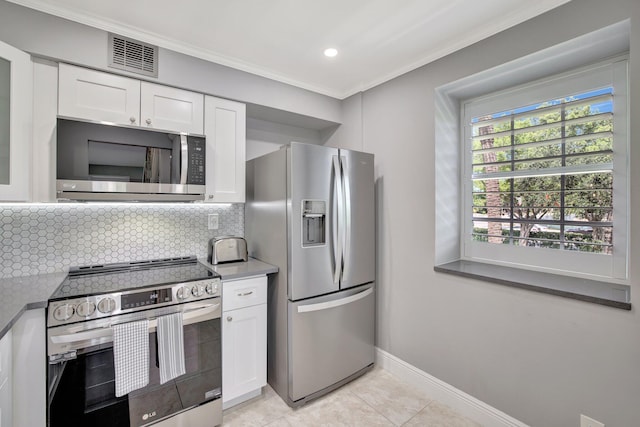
[58,63,140,126]
[0,330,12,427]
[204,96,246,203]
[0,380,10,427]
[222,304,266,404]
[0,41,32,201]
[12,309,46,427]
[140,82,203,134]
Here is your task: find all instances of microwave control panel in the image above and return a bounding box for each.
[187,136,206,185]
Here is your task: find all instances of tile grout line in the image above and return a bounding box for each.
[346,383,436,427]
[397,399,434,427]
[344,387,398,426]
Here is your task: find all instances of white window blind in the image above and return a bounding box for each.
[462,59,628,279]
[471,89,613,253]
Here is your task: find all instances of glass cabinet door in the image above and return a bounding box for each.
[0,40,31,201]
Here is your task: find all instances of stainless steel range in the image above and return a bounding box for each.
[46,256,222,427]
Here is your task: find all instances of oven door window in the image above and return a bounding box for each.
[48,318,221,427]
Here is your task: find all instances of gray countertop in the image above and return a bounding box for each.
[0,272,66,339]
[199,257,278,281]
[0,258,278,340]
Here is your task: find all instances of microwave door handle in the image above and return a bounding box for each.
[180,134,189,184]
[50,302,220,345]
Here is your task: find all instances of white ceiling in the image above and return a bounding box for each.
[9,0,571,99]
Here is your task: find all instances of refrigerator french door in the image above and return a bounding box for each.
[246,142,375,407]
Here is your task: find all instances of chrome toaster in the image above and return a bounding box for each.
[208,236,248,264]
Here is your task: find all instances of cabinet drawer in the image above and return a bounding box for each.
[223,276,267,311]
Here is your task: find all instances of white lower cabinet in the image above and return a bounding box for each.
[222,276,267,409]
[12,309,46,427]
[0,309,46,427]
[0,330,12,427]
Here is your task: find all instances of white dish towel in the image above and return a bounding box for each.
[112,319,150,397]
[157,312,186,384]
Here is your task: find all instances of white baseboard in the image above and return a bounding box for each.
[375,348,529,427]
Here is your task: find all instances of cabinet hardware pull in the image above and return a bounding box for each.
[129,116,136,123]
[227,316,233,321]
[146,118,152,125]
[238,291,254,296]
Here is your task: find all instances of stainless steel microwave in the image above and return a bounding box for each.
[56,118,206,201]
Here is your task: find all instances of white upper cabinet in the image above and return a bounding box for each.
[0,41,32,202]
[58,64,204,134]
[58,63,140,126]
[140,82,204,134]
[204,96,246,203]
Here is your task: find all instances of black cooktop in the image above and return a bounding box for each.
[49,256,217,301]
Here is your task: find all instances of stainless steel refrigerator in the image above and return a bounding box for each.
[246,142,375,407]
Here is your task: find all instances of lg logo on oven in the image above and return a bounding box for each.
[142,411,157,421]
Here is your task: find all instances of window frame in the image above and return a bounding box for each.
[460,57,629,280]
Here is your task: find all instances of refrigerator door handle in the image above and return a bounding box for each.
[297,288,373,313]
[340,155,351,280]
[332,155,344,284]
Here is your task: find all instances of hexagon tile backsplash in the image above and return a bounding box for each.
[0,203,244,278]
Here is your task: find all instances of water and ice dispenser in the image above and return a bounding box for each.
[302,200,326,246]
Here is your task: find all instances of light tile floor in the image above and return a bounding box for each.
[221,368,483,426]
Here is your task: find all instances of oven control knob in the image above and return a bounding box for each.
[205,282,219,295]
[177,286,191,300]
[97,297,116,314]
[53,304,75,321]
[76,301,96,317]
[191,284,205,297]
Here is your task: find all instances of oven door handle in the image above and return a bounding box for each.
[50,302,220,345]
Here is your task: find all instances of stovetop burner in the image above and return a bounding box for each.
[50,256,217,302]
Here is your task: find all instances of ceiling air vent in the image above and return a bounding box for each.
[108,33,158,77]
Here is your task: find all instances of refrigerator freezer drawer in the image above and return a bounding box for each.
[288,284,375,402]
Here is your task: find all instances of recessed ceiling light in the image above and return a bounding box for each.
[324,48,338,58]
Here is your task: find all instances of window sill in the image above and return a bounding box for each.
[434,260,631,310]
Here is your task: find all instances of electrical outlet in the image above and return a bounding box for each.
[208,213,219,230]
[581,414,605,427]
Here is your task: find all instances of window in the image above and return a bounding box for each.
[461,59,628,279]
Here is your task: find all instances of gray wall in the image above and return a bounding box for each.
[325,92,363,151]
[246,117,324,160]
[349,0,640,426]
[0,0,341,124]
